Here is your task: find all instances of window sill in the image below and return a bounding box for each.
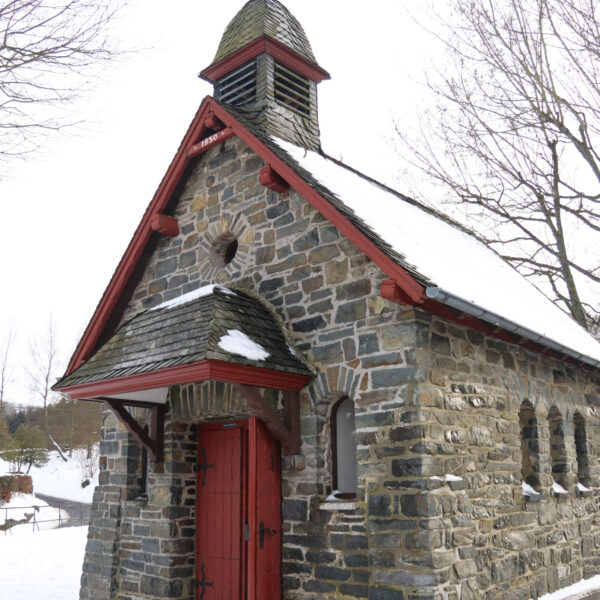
[523,493,544,503]
[319,500,357,511]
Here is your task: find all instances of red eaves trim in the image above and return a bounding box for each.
[200,35,330,83]
[57,359,311,399]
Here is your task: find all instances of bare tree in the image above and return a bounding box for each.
[398,0,600,333]
[27,318,67,460]
[0,0,124,161]
[0,328,16,407]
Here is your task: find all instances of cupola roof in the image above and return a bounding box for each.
[213,0,318,65]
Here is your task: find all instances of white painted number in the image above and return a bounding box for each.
[201,134,219,148]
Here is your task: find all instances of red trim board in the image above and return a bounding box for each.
[57,359,311,398]
[200,35,330,83]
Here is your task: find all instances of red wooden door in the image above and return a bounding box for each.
[196,424,247,600]
[250,419,282,600]
[196,418,281,600]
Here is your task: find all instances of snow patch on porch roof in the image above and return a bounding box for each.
[218,329,270,362]
[272,136,600,366]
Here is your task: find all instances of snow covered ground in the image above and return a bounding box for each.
[0,447,94,598]
[0,526,88,599]
[0,447,99,503]
[535,575,600,600]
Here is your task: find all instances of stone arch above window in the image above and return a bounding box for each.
[331,397,358,500]
[548,406,568,489]
[519,400,541,489]
[574,412,591,488]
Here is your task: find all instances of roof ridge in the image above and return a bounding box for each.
[319,150,486,246]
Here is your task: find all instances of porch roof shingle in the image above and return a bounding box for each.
[55,285,311,390]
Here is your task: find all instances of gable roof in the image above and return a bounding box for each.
[62,96,600,380]
[270,137,600,367]
[55,285,311,396]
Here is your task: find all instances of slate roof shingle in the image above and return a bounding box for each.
[55,286,312,390]
[212,0,319,65]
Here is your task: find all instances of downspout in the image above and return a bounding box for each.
[425,287,600,369]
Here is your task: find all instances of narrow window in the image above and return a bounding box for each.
[331,397,357,499]
[519,400,540,491]
[136,424,149,501]
[548,407,568,490]
[574,412,590,488]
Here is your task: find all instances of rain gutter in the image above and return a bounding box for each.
[425,287,600,369]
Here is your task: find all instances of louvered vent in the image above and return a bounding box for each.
[274,62,311,117]
[216,59,257,106]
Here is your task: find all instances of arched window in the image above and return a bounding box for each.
[548,406,568,490]
[574,412,590,488]
[519,400,540,490]
[331,397,357,499]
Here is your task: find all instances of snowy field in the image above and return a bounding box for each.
[0,447,94,598]
[0,526,88,599]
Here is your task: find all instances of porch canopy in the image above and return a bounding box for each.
[54,285,313,459]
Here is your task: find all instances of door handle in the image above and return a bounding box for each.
[259,520,278,549]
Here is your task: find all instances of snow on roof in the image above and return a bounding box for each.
[150,284,236,311]
[272,137,600,365]
[218,329,270,361]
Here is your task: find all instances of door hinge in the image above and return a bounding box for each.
[195,563,214,599]
[259,520,278,549]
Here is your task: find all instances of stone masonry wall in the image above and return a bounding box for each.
[82,134,600,600]
[401,313,600,600]
[81,407,198,600]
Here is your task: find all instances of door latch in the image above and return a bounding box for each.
[244,521,250,541]
[259,520,278,549]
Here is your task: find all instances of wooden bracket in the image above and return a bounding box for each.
[203,112,223,131]
[150,214,179,237]
[259,166,290,194]
[235,384,300,455]
[381,279,425,306]
[103,398,165,462]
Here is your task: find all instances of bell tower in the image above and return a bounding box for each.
[200,0,330,151]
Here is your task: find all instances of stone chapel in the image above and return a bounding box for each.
[55,1,600,599]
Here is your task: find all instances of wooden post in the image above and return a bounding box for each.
[235,385,300,455]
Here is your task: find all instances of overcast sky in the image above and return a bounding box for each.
[0,0,437,405]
